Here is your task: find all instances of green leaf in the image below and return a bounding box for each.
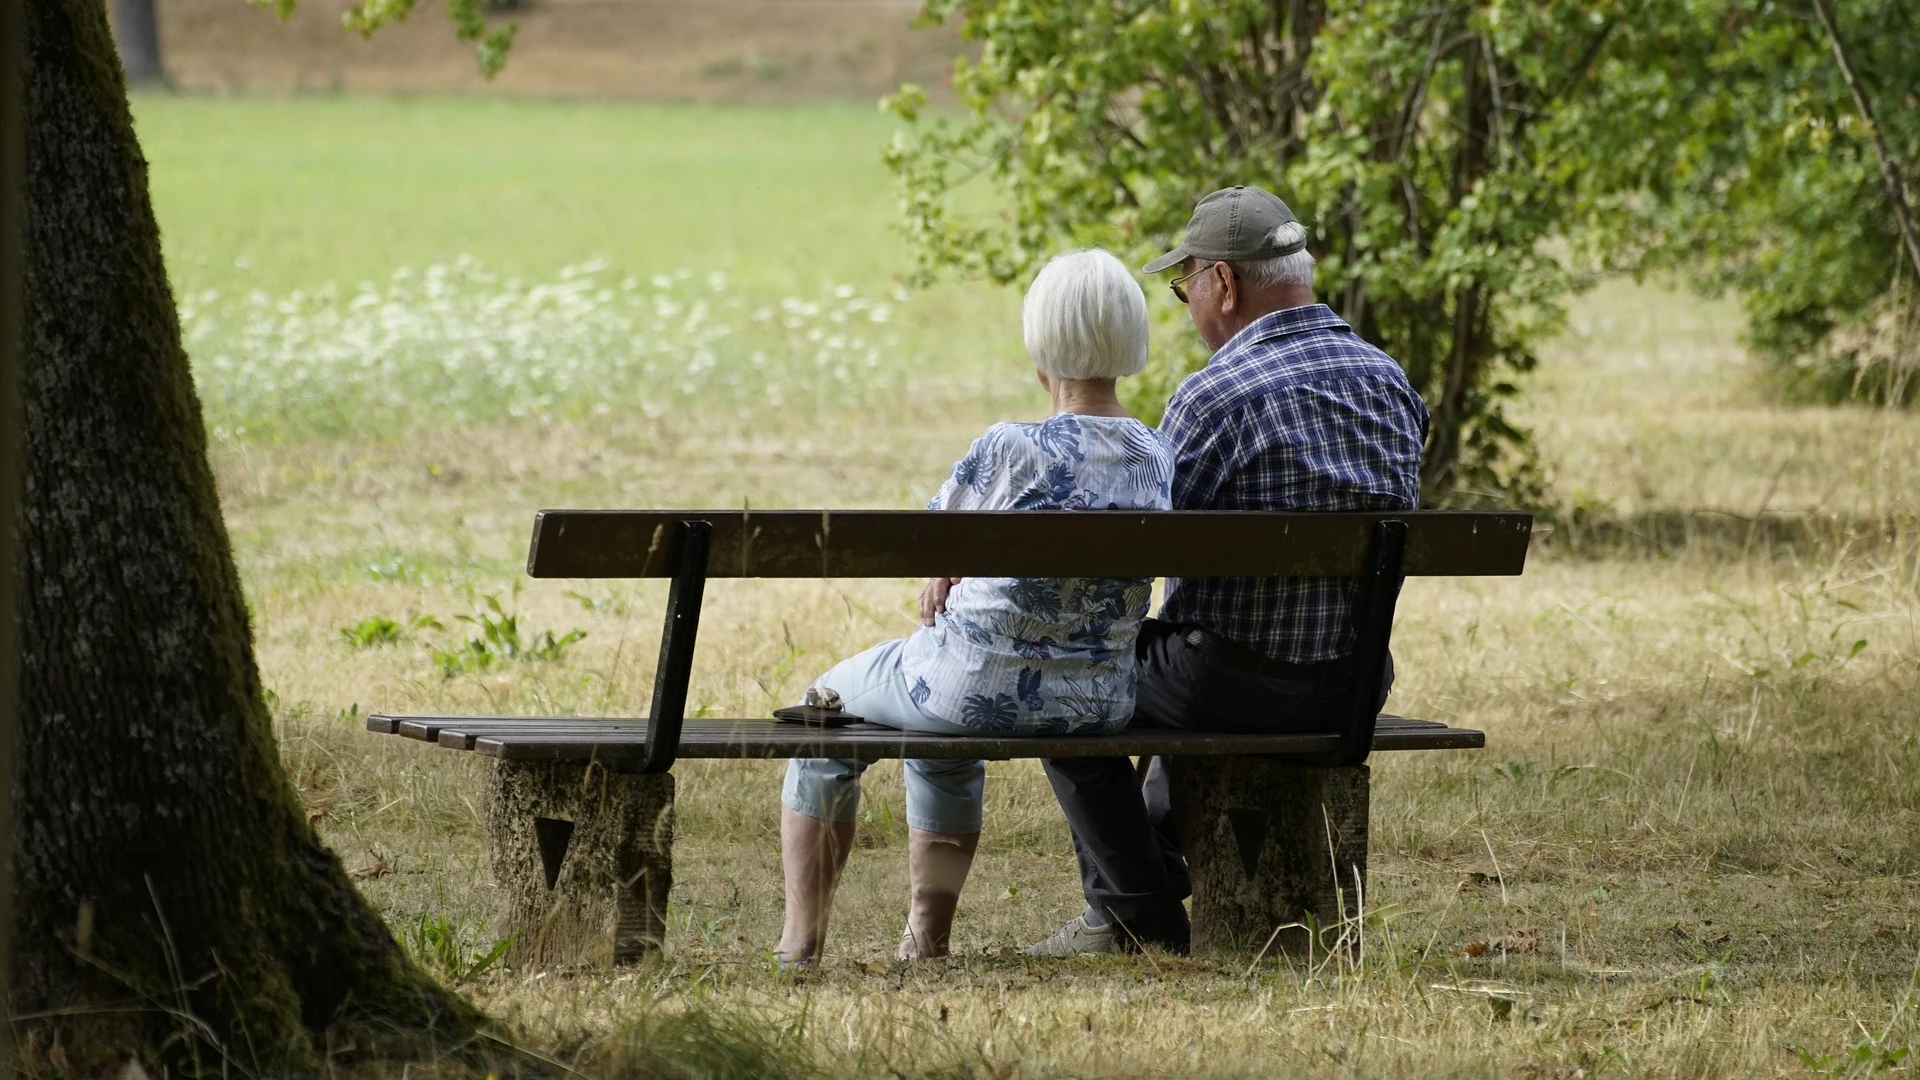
[339,615,403,649]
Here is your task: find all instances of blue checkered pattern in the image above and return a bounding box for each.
[1157,304,1429,663]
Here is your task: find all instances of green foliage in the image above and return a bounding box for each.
[1789,1035,1913,1075]
[1614,0,1920,406]
[429,585,586,678]
[402,912,514,984]
[259,0,517,78]
[344,0,517,80]
[1123,306,1214,427]
[339,615,403,649]
[885,0,1686,499]
[339,612,442,650]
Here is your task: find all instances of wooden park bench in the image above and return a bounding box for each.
[368,508,1532,965]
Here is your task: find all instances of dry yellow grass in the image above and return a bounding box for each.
[224,278,1919,1078]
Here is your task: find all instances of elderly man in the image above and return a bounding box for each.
[1026,186,1430,957]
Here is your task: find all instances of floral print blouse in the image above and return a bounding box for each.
[898,413,1175,734]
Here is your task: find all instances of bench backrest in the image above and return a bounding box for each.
[527,510,1532,579]
[522,509,1534,773]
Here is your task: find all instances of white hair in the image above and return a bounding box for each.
[1230,221,1316,288]
[1021,248,1150,380]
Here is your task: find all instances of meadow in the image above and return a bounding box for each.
[136,94,1920,1078]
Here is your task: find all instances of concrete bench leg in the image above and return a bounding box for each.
[482,760,674,968]
[1169,758,1369,956]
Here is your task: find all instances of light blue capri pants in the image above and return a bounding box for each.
[781,638,986,835]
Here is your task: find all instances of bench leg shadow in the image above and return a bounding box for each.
[482,760,675,969]
[1170,758,1369,957]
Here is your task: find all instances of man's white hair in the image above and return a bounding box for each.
[1229,221,1316,288]
[1022,248,1150,380]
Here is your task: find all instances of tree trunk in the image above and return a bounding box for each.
[1421,37,1495,497]
[109,0,164,88]
[2,0,26,1034]
[11,0,481,1070]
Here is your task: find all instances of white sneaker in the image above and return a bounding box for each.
[1023,914,1120,957]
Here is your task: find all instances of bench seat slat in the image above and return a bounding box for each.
[377,714,1459,744]
[368,713,1483,764]
[528,509,1532,579]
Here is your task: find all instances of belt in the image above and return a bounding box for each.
[1182,628,1334,682]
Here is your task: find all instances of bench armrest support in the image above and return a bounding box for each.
[1319,518,1408,768]
[634,519,712,773]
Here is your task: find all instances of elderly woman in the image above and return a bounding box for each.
[776,248,1175,965]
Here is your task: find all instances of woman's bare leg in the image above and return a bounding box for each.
[899,828,981,959]
[776,806,857,964]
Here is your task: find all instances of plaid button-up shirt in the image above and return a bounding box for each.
[1157,304,1428,663]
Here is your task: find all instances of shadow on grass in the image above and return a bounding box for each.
[560,1006,824,1080]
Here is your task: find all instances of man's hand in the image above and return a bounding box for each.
[917,576,963,627]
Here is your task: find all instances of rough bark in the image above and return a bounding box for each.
[1170,759,1369,956]
[11,0,482,1070]
[109,0,165,88]
[484,761,674,969]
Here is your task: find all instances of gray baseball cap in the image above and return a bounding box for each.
[1143,185,1306,274]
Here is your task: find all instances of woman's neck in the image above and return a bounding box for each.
[1048,377,1131,418]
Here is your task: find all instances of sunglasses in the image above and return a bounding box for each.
[1168,261,1222,304]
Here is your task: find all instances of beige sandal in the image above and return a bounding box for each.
[896,925,949,961]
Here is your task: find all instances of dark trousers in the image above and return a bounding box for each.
[1040,620,1391,949]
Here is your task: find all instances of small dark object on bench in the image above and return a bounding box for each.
[772,705,864,728]
[369,509,1532,966]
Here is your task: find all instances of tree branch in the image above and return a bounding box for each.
[1507,19,1616,151]
[1393,14,1450,165]
[1104,116,1151,154]
[1482,34,1506,161]
[1545,19,1617,105]
[1809,0,1920,286]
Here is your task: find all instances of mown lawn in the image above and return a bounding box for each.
[136,94,1920,1079]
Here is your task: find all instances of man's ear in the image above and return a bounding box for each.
[1214,261,1238,315]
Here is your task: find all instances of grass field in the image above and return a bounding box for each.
[133,94,1920,1079]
